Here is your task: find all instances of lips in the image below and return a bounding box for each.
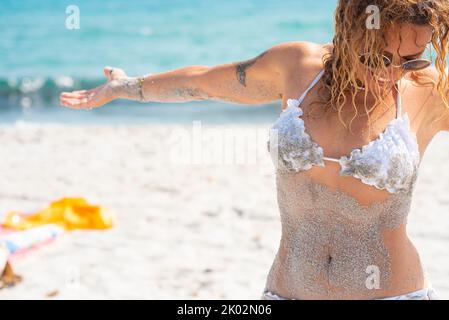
[368,70,391,86]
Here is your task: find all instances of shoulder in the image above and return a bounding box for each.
[267,41,329,57]
[267,41,329,71]
[414,66,449,132]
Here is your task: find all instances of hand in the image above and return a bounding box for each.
[59,66,129,110]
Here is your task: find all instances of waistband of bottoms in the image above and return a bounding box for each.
[376,284,439,300]
[261,285,440,300]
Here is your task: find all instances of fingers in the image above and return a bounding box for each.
[59,88,99,109]
[60,90,91,99]
[60,90,97,109]
[60,96,94,109]
[59,77,111,109]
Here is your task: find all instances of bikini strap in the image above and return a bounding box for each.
[296,69,325,105]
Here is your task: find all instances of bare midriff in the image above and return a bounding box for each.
[264,172,427,300]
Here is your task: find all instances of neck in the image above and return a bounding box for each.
[348,86,395,120]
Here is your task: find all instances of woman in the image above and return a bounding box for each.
[60,0,449,300]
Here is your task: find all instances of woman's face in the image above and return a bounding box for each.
[356,23,434,91]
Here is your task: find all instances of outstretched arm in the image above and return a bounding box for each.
[59,42,304,109]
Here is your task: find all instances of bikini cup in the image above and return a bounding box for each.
[267,69,421,194]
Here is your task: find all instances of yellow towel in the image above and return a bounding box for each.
[2,198,114,231]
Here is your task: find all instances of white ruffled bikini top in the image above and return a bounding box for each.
[267,69,421,194]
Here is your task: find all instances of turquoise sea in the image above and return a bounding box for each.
[0,0,336,124]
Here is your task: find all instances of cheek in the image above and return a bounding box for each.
[354,67,367,82]
[356,68,376,83]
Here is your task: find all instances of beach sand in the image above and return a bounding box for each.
[0,121,448,299]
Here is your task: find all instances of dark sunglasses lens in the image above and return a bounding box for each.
[403,60,431,71]
[382,56,391,67]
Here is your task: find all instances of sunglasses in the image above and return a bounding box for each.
[359,53,431,71]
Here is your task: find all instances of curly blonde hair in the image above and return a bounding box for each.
[316,0,449,134]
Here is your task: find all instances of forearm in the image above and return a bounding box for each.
[113,43,289,105]
[114,66,212,103]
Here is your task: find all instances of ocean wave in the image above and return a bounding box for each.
[0,76,105,109]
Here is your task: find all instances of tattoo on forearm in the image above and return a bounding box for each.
[115,76,213,103]
[172,87,211,101]
[235,51,268,87]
